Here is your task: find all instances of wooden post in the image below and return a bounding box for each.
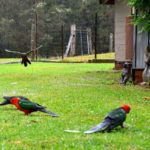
[31,23,36,61]
[94,12,98,59]
[80,27,83,55]
[87,28,92,54]
[64,24,76,57]
[70,24,76,56]
[109,33,114,52]
[34,0,38,61]
[31,0,38,61]
[35,10,38,61]
[61,25,64,60]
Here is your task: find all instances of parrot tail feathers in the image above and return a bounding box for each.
[84,118,111,134]
[40,108,59,117]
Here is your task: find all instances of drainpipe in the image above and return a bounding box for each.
[132,8,138,82]
[148,7,150,46]
[134,9,138,69]
[148,32,150,45]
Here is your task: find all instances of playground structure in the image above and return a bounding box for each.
[30,23,113,60]
[64,24,93,57]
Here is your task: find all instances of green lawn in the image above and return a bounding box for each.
[38,52,115,62]
[62,52,115,62]
[0,62,149,150]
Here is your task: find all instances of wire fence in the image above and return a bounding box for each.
[0,16,114,61]
[36,25,114,61]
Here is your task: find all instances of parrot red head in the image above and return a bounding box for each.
[10,97,19,105]
[122,104,131,113]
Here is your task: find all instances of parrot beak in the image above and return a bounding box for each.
[0,99,11,105]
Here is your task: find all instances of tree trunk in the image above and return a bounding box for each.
[31,23,36,61]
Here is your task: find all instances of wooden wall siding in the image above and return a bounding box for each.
[115,0,131,62]
[125,16,133,60]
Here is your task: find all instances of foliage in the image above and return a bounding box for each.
[127,0,150,32]
[0,62,150,149]
[0,0,114,58]
[0,0,33,52]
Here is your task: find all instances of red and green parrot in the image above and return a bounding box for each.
[84,104,130,134]
[0,96,59,117]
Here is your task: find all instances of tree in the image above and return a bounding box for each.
[0,0,114,57]
[0,0,33,57]
[127,0,150,34]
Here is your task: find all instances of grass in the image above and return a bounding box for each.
[38,52,115,62]
[0,53,115,63]
[0,62,150,150]
[62,52,115,62]
[0,58,20,63]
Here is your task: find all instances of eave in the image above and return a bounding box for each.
[99,0,115,5]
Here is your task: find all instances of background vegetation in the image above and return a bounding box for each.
[0,0,114,58]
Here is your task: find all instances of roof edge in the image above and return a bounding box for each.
[99,0,115,5]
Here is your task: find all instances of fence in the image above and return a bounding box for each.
[0,16,114,61]
[36,25,114,60]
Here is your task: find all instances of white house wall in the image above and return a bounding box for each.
[133,28,148,68]
[115,0,131,62]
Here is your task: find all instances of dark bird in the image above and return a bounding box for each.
[120,62,132,85]
[84,105,130,134]
[5,45,43,67]
[0,96,59,117]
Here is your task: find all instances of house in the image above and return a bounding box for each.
[99,0,149,83]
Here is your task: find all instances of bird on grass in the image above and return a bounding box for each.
[5,45,42,67]
[0,96,59,117]
[84,104,130,134]
[120,62,132,85]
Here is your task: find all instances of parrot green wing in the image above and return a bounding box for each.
[106,108,126,128]
[19,100,43,110]
[108,108,126,121]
